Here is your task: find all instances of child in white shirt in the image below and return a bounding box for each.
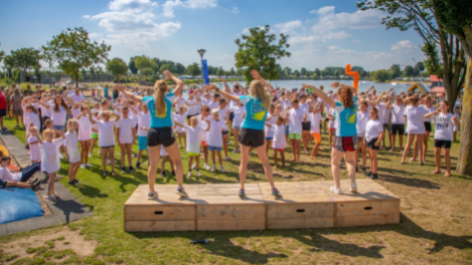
[175,117,210,177]
[309,101,323,159]
[136,104,151,169]
[115,105,136,174]
[63,119,81,186]
[174,107,187,149]
[327,107,336,148]
[365,108,384,180]
[76,105,93,168]
[88,103,101,156]
[207,109,227,172]
[453,106,460,142]
[270,116,287,169]
[287,99,305,163]
[160,145,175,178]
[28,127,41,163]
[25,104,41,143]
[230,102,245,153]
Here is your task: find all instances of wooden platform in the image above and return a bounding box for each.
[124,179,400,232]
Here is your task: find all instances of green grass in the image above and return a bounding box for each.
[1,116,472,264]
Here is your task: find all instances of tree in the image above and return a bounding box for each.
[106,57,128,80]
[321,69,330,78]
[300,67,307,76]
[42,27,110,88]
[403,65,415,77]
[433,0,472,175]
[175,63,186,75]
[312,73,319,79]
[390,64,401,79]
[9,48,42,82]
[0,50,4,65]
[216,67,224,77]
[371,69,391,82]
[415,61,425,73]
[187,63,201,78]
[134,55,157,72]
[159,64,171,74]
[128,57,138,74]
[141,67,154,76]
[230,68,235,76]
[293,70,300,77]
[334,69,341,78]
[235,25,291,83]
[314,68,320,77]
[283,67,292,77]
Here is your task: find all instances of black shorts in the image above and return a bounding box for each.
[391,124,404,135]
[302,121,311,131]
[434,139,451,149]
[0,179,6,188]
[334,136,358,152]
[424,122,432,132]
[0,109,6,118]
[239,128,264,148]
[222,130,228,135]
[367,138,380,150]
[229,112,235,122]
[147,127,175,147]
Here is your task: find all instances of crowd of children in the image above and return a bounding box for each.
[0,77,463,199]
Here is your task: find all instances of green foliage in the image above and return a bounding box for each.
[175,63,186,75]
[235,25,291,83]
[371,69,391,82]
[312,73,319,79]
[42,27,111,87]
[159,64,171,73]
[140,67,154,76]
[0,50,4,64]
[186,63,201,78]
[422,42,443,76]
[106,57,128,78]
[9,47,42,73]
[415,61,425,72]
[293,70,300,77]
[300,67,307,76]
[128,56,138,74]
[334,69,341,78]
[314,68,320,77]
[390,64,401,78]
[321,69,330,77]
[433,0,472,37]
[134,55,157,73]
[403,65,415,77]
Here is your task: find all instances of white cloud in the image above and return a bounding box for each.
[162,0,217,17]
[391,40,416,51]
[231,7,239,14]
[324,31,351,40]
[311,9,384,31]
[274,20,303,34]
[108,0,158,12]
[310,6,335,16]
[352,39,361,43]
[89,32,103,39]
[217,54,233,60]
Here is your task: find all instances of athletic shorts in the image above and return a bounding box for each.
[229,112,235,122]
[222,130,228,135]
[188,152,200,156]
[0,179,7,188]
[434,139,451,149]
[288,133,301,140]
[334,136,358,152]
[208,146,222,151]
[311,132,321,144]
[302,122,311,131]
[0,109,6,118]
[232,125,240,130]
[391,124,404,135]
[147,127,175,147]
[266,137,273,141]
[367,138,379,150]
[100,145,115,150]
[53,125,65,131]
[383,124,391,131]
[285,126,289,136]
[201,141,208,147]
[239,128,264,148]
[92,133,98,139]
[424,122,432,132]
[138,136,147,151]
[329,128,336,133]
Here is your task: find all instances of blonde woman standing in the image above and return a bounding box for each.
[117,70,187,199]
[208,70,279,197]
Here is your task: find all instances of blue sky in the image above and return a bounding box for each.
[0,0,425,71]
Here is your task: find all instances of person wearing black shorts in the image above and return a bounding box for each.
[117,70,187,199]
[208,70,280,197]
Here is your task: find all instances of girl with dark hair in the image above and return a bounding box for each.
[401,95,428,165]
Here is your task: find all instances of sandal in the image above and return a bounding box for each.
[111,171,116,176]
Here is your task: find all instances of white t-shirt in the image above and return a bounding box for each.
[356,111,370,137]
[64,131,79,150]
[96,119,116,147]
[288,108,304,134]
[174,96,187,111]
[116,118,136,144]
[218,107,229,122]
[39,104,51,118]
[265,114,277,138]
[69,93,85,103]
[299,102,309,114]
[186,99,198,116]
[184,124,206,153]
[272,124,287,149]
[27,112,41,130]
[453,113,460,132]
[137,112,151,137]
[391,104,404,124]
[208,101,219,110]
[40,139,63,173]
[206,118,226,147]
[0,167,22,182]
[328,108,336,129]
[377,102,386,124]
[405,106,428,134]
[433,113,454,141]
[174,114,186,133]
[195,115,209,142]
[77,115,92,141]
[51,106,67,126]
[365,119,384,142]
[309,112,322,134]
[231,106,245,127]
[423,106,436,122]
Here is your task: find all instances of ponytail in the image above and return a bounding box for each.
[26,104,39,115]
[154,80,168,117]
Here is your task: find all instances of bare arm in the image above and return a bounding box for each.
[207,84,240,103]
[163,70,184,95]
[115,85,143,103]
[221,78,231,93]
[452,115,460,126]
[302,84,336,109]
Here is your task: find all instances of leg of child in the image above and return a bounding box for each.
[223,134,229,158]
[188,156,193,173]
[126,144,132,168]
[83,140,90,164]
[444,148,451,177]
[217,151,223,166]
[48,172,56,196]
[233,129,239,150]
[211,150,216,167]
[368,148,373,172]
[109,147,116,174]
[432,147,441,174]
[203,146,208,165]
[453,131,457,142]
[101,148,108,173]
[161,156,166,174]
[290,139,296,161]
[391,133,396,151]
[371,149,378,174]
[273,150,278,169]
[266,139,271,155]
[281,150,286,167]
[119,144,125,168]
[399,133,404,150]
[6,181,33,189]
[90,138,97,155]
[254,144,276,189]
[137,150,143,164]
[344,151,356,183]
[411,137,418,162]
[329,131,333,147]
[417,134,424,165]
[401,134,413,163]
[423,132,429,161]
[361,140,367,169]
[195,155,200,170]
[296,140,301,163]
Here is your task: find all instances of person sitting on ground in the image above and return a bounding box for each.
[0,156,41,191]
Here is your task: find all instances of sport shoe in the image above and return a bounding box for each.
[191,163,196,170]
[129,166,135,173]
[121,167,126,174]
[224,156,230,161]
[220,165,225,172]
[73,179,81,184]
[350,182,357,193]
[176,187,187,197]
[330,186,342,194]
[232,148,238,153]
[204,163,210,170]
[362,167,368,176]
[80,164,86,169]
[31,181,41,191]
[160,171,166,177]
[136,161,141,169]
[68,180,79,187]
[187,172,192,178]
[196,170,202,177]
[85,163,93,168]
[271,188,280,196]
[148,191,158,200]
[211,165,216,172]
[238,189,245,197]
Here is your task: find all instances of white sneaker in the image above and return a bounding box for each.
[211,165,216,172]
[221,166,225,172]
[88,153,92,157]
[224,156,230,161]
[330,186,342,194]
[196,171,202,177]
[232,148,238,153]
[59,153,64,159]
[204,164,210,170]
[350,182,357,193]
[178,145,182,149]
[107,159,110,164]
[80,164,86,169]
[85,163,93,168]
[187,172,192,178]
[191,163,197,170]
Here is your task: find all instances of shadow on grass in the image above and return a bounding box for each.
[378,168,441,189]
[128,214,471,263]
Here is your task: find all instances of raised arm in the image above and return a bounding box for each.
[251,70,274,96]
[331,82,358,97]
[221,78,231,93]
[207,84,240,104]
[162,70,184,95]
[302,84,336,109]
[115,85,143,103]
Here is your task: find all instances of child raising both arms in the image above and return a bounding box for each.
[63,119,81,186]
[116,105,137,174]
[28,127,41,164]
[207,109,227,172]
[365,108,384,180]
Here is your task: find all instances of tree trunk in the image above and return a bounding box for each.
[456,53,472,176]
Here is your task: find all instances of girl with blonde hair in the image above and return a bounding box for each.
[116,70,187,199]
[209,70,279,197]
